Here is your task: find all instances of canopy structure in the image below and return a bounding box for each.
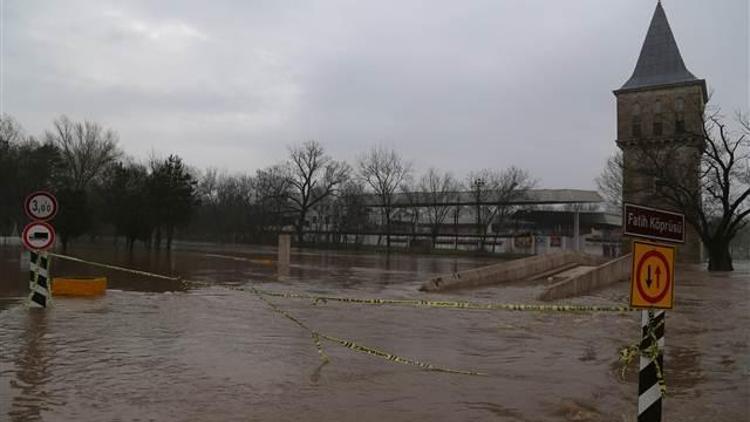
[361,189,603,209]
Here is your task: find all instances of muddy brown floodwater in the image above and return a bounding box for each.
[0,242,748,421]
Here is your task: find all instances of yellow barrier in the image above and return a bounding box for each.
[52,277,107,296]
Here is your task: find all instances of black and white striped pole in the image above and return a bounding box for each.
[624,206,682,422]
[28,251,53,308]
[629,240,676,422]
[638,309,665,421]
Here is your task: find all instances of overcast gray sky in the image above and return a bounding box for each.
[1,0,747,189]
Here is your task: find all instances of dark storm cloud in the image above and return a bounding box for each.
[1,0,746,188]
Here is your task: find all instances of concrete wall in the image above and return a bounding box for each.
[418,251,601,292]
[538,253,632,301]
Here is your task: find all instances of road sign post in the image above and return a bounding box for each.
[623,203,685,422]
[638,310,665,421]
[22,191,58,309]
[28,251,52,308]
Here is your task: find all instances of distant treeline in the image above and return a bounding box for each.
[0,113,536,251]
[0,115,198,250]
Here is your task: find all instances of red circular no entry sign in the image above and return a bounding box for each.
[21,221,56,251]
[635,250,671,304]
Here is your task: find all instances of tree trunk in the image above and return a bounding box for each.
[154,226,162,250]
[166,225,174,250]
[297,210,307,244]
[707,240,733,271]
[385,212,391,250]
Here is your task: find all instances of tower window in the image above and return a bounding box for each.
[653,100,663,136]
[676,98,685,112]
[653,119,663,136]
[675,98,685,133]
[632,103,642,138]
[633,121,642,137]
[675,118,685,133]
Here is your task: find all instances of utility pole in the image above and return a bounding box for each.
[472,177,485,251]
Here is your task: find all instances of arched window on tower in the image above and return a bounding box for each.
[653,100,663,136]
[675,97,686,134]
[632,103,642,137]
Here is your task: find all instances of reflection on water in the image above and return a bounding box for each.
[0,243,748,421]
[8,311,56,422]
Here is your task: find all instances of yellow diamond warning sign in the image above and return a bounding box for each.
[630,241,676,309]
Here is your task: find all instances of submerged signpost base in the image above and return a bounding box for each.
[28,251,52,308]
[638,310,665,421]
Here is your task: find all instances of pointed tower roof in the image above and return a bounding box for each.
[617,2,705,95]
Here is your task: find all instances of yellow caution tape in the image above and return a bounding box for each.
[48,253,185,282]
[253,289,635,313]
[47,253,636,378]
[318,333,484,376]
[50,253,633,313]
[617,344,640,379]
[202,253,275,266]
[245,286,482,376]
[617,317,667,395]
[645,317,667,395]
[237,285,331,364]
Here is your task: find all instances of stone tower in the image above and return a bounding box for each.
[614,2,707,262]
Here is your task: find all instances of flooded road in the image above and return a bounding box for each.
[0,243,748,421]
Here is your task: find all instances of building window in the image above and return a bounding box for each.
[675,119,685,133]
[653,100,663,136]
[631,103,642,138]
[653,120,663,136]
[675,97,685,133]
[675,98,684,112]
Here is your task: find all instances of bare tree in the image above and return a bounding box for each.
[0,113,24,146]
[197,168,220,208]
[358,146,412,249]
[400,179,421,242]
[490,167,536,251]
[46,115,120,190]
[418,168,459,244]
[466,169,495,247]
[286,140,351,243]
[596,151,623,213]
[630,110,749,271]
[331,179,369,246]
[467,167,535,250]
[254,164,292,232]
